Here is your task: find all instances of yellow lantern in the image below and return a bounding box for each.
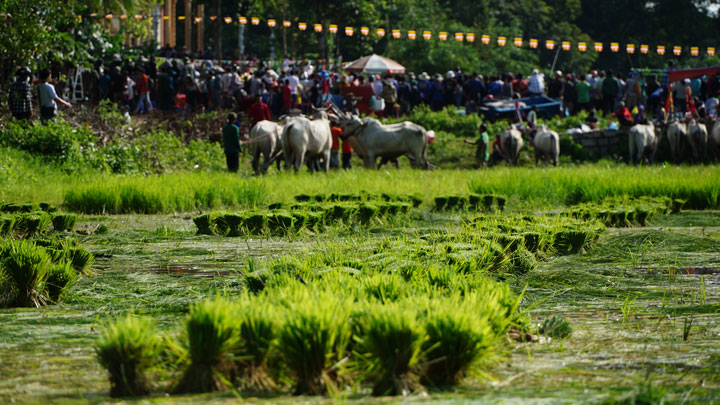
[439,32,448,41]
[361,26,369,35]
[455,33,464,42]
[561,41,571,51]
[497,36,507,46]
[481,34,491,44]
[578,42,587,52]
[657,45,666,55]
[529,38,538,49]
[392,29,401,39]
[298,22,307,30]
[135,14,143,20]
[251,17,260,25]
[466,33,475,42]
[345,26,354,36]
[377,28,385,37]
[329,24,338,34]
[610,42,619,52]
[408,30,417,40]
[267,19,276,28]
[708,47,716,56]
[313,23,322,32]
[626,44,635,54]
[239,16,248,24]
[594,42,603,52]
[105,14,113,19]
[640,44,649,54]
[546,40,555,50]
[194,17,202,23]
[423,31,432,40]
[673,46,682,56]
[283,20,291,27]
[513,37,522,47]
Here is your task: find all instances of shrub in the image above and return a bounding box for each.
[278,294,351,395]
[357,304,427,396]
[174,298,238,393]
[95,315,161,397]
[51,214,77,232]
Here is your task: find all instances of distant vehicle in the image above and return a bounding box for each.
[479,96,562,121]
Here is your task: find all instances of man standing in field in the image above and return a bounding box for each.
[465,123,490,168]
[248,95,271,129]
[222,113,241,172]
[37,68,73,123]
[9,67,33,121]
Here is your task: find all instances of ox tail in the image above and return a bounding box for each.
[281,124,294,170]
[551,133,559,166]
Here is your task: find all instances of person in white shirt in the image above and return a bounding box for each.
[371,75,383,97]
[37,68,72,122]
[528,69,545,96]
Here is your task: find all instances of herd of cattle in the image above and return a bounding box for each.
[247,109,720,172]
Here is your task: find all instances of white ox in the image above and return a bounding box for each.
[338,114,431,169]
[281,109,333,172]
[710,120,720,162]
[628,122,658,165]
[666,120,687,163]
[687,119,708,161]
[532,125,559,166]
[501,126,524,166]
[250,120,285,174]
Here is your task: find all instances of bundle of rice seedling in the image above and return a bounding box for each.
[422,298,496,387]
[434,196,448,211]
[278,293,351,395]
[51,214,77,232]
[1,241,51,307]
[66,247,94,275]
[268,202,284,210]
[15,212,52,237]
[192,213,217,235]
[357,304,427,396]
[0,216,16,235]
[95,315,161,397]
[244,213,267,235]
[174,298,238,393]
[219,213,245,237]
[357,203,379,225]
[290,211,307,230]
[45,261,78,302]
[446,196,460,210]
[39,202,57,212]
[267,212,295,235]
[538,316,573,339]
[363,274,407,303]
[294,194,312,202]
[233,298,278,391]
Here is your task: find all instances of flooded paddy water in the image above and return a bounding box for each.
[1,209,719,403]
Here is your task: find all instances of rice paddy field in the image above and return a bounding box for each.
[2,156,720,403]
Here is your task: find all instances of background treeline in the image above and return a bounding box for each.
[1,0,720,84]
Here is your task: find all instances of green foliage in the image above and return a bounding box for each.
[233,297,278,391]
[45,261,78,302]
[0,240,51,307]
[51,214,77,232]
[95,315,161,398]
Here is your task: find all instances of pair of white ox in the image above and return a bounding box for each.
[501,125,560,166]
[664,119,720,163]
[249,109,432,173]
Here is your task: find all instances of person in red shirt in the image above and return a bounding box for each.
[613,101,633,127]
[282,79,292,114]
[512,74,529,97]
[341,131,354,169]
[248,95,271,129]
[330,125,342,169]
[133,68,153,114]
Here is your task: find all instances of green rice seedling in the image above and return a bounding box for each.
[66,247,94,275]
[356,303,427,396]
[0,216,16,235]
[268,202,284,210]
[446,196,460,210]
[219,213,246,237]
[294,194,312,202]
[468,194,482,210]
[357,203,379,225]
[509,247,536,275]
[521,232,543,253]
[192,213,217,235]
[381,192,396,202]
[244,213,267,235]
[553,228,598,254]
[15,212,52,237]
[538,316,573,339]
[51,213,77,232]
[314,194,326,202]
[38,202,57,212]
[494,196,507,211]
[434,196,448,211]
[671,198,686,213]
[1,241,50,307]
[305,211,325,232]
[267,212,295,235]
[338,193,361,201]
[95,315,161,397]
[278,292,351,395]
[422,298,495,387]
[407,195,423,208]
[290,211,307,230]
[244,272,267,294]
[233,298,278,391]
[0,203,23,213]
[45,261,78,302]
[363,274,408,303]
[174,298,239,393]
[482,195,494,211]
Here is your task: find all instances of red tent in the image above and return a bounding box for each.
[668,66,720,82]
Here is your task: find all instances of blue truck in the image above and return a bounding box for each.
[478,96,562,121]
